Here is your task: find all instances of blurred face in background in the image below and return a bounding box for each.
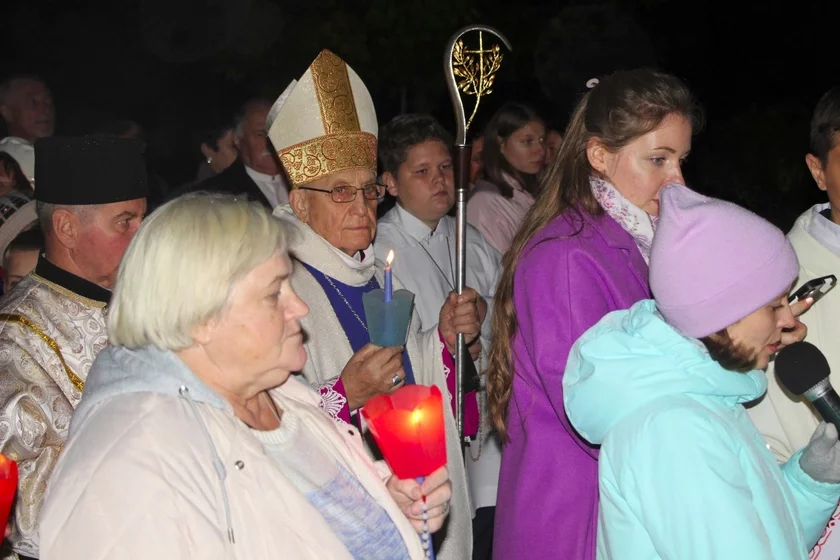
[469,136,484,185]
[805,132,840,224]
[235,100,281,176]
[0,78,55,143]
[0,158,19,196]
[500,120,546,176]
[545,129,563,166]
[3,247,39,292]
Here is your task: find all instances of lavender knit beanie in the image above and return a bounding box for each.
[649,185,799,338]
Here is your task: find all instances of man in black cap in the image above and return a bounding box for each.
[0,136,147,559]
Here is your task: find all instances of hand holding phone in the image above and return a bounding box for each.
[788,274,837,305]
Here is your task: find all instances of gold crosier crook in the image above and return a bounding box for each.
[443,26,511,450]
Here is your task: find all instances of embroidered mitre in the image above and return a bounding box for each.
[266,49,378,188]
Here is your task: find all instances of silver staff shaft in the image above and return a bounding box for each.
[454,145,470,446]
[444,24,511,448]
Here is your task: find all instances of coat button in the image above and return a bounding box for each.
[234,460,245,470]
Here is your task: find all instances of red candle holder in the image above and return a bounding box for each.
[0,454,18,544]
[362,384,447,479]
[362,385,447,559]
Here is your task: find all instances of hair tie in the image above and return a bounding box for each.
[586,78,600,89]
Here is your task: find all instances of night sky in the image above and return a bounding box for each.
[2,0,838,228]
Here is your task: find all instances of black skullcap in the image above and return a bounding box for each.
[34,136,148,205]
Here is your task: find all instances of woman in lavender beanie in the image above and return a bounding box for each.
[563,184,840,559]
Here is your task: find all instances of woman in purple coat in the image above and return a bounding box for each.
[486,69,703,559]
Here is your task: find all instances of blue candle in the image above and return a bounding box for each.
[384,250,394,302]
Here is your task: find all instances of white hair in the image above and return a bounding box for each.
[108,192,289,350]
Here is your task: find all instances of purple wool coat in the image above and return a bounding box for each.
[493,210,650,560]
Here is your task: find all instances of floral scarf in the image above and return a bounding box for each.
[591,177,658,263]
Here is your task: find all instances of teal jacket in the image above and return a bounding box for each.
[563,300,840,559]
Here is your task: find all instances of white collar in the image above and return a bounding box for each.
[244,164,282,183]
[328,242,372,271]
[805,202,840,259]
[273,204,376,285]
[394,203,441,242]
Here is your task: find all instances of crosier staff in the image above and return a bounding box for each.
[443,25,511,448]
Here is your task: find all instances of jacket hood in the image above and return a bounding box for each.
[72,344,231,435]
[74,344,240,543]
[563,299,767,445]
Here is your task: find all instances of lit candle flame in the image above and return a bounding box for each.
[411,408,423,425]
[386,250,395,267]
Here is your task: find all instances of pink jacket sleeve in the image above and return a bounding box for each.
[467,192,510,255]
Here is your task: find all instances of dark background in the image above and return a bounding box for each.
[2,0,837,230]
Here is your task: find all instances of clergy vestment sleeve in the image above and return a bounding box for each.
[0,333,71,556]
[515,242,623,459]
[435,328,478,437]
[315,376,353,424]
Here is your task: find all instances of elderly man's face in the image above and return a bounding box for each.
[291,168,379,256]
[70,198,146,289]
[207,251,309,384]
[236,101,281,176]
[1,79,55,143]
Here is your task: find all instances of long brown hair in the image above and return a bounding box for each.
[486,68,703,441]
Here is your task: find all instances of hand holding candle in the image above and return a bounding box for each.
[386,466,452,534]
[362,385,448,558]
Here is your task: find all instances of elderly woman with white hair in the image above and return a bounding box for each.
[37,193,451,560]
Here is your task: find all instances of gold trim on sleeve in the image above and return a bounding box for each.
[0,313,85,392]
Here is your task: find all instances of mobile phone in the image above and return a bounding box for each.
[788,274,837,304]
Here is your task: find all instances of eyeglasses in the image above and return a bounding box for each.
[298,182,385,203]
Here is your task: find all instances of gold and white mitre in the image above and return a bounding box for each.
[267,49,377,188]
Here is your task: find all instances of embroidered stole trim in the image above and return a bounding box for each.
[0,313,85,391]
